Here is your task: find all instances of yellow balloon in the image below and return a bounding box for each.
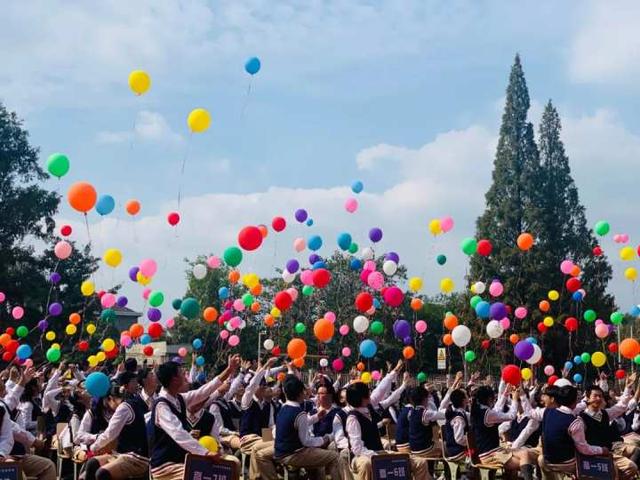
[440,277,455,294]
[128,70,151,95]
[103,248,123,268]
[408,277,423,293]
[198,435,219,453]
[620,246,636,261]
[45,331,56,341]
[360,372,372,384]
[591,351,606,368]
[187,108,211,133]
[270,307,281,318]
[65,324,77,336]
[470,283,477,294]
[521,368,532,380]
[428,219,442,236]
[51,343,61,350]
[81,280,95,297]
[625,267,638,282]
[243,273,260,289]
[548,290,559,301]
[543,316,554,327]
[96,351,106,362]
[86,323,97,335]
[136,271,151,286]
[88,355,98,367]
[102,338,116,352]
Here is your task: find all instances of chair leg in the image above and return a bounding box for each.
[283,467,289,480]
[56,457,63,480]
[240,452,247,480]
[479,468,491,480]
[445,461,459,480]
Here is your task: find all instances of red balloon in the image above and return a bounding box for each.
[481,339,491,350]
[238,226,263,251]
[274,291,293,311]
[105,348,118,359]
[566,277,581,293]
[60,225,72,236]
[312,269,331,288]
[565,317,578,332]
[167,212,180,226]
[537,322,547,334]
[272,346,281,356]
[547,375,559,385]
[5,327,14,336]
[477,239,493,256]
[97,290,105,299]
[143,346,154,357]
[5,340,19,354]
[383,286,404,307]
[355,292,373,312]
[593,246,603,256]
[2,352,12,362]
[616,369,626,380]
[608,342,619,354]
[78,340,89,352]
[502,364,521,386]
[148,322,163,339]
[272,217,286,232]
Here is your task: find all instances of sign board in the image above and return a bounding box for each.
[0,463,22,480]
[372,453,411,480]
[437,348,446,370]
[183,453,239,480]
[576,453,614,480]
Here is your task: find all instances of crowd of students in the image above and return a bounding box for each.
[1,355,640,480]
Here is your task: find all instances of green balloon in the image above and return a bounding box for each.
[180,297,201,319]
[370,320,384,335]
[348,242,358,254]
[581,352,591,363]
[436,254,447,265]
[242,293,254,307]
[295,322,306,334]
[46,348,61,362]
[223,246,243,267]
[148,291,164,307]
[634,354,640,365]
[100,308,116,321]
[464,350,476,362]
[460,237,478,256]
[417,372,427,383]
[594,220,610,236]
[584,310,597,322]
[470,295,482,309]
[46,153,70,178]
[302,285,314,296]
[172,298,182,310]
[16,326,28,338]
[610,311,624,325]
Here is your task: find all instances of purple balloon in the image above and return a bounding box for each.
[37,319,48,332]
[514,340,534,361]
[48,302,63,316]
[117,296,128,308]
[147,308,162,322]
[393,319,411,339]
[294,209,308,223]
[489,302,507,320]
[49,272,61,284]
[128,266,139,282]
[285,259,300,274]
[385,252,400,263]
[403,336,413,346]
[369,227,383,243]
[308,254,322,265]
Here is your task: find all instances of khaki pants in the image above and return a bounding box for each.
[339,449,354,480]
[612,443,638,480]
[151,455,240,480]
[221,433,241,451]
[279,447,345,480]
[241,435,276,480]
[538,456,576,480]
[351,452,430,480]
[95,453,149,479]
[412,444,443,459]
[18,454,57,480]
[623,432,640,448]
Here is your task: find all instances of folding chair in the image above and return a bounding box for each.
[466,433,502,480]
[55,423,71,480]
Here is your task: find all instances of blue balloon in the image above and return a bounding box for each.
[219,287,230,299]
[573,355,582,365]
[17,344,32,360]
[308,235,323,251]
[359,339,377,358]
[192,338,203,350]
[245,57,261,75]
[306,218,314,226]
[350,259,362,270]
[337,233,352,251]
[96,195,115,216]
[564,361,573,371]
[630,305,640,317]
[140,334,151,345]
[526,337,538,344]
[373,298,381,309]
[312,261,326,270]
[573,373,583,383]
[475,301,490,319]
[196,355,205,366]
[196,372,206,383]
[351,180,364,194]
[572,291,583,301]
[86,372,111,398]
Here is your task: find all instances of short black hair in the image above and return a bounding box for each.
[137,367,152,384]
[156,361,181,389]
[283,375,305,401]
[543,385,560,400]
[450,389,467,409]
[316,382,336,400]
[585,385,605,398]
[410,386,427,406]
[557,385,578,407]
[346,382,370,408]
[474,386,495,406]
[118,371,137,387]
[124,358,138,372]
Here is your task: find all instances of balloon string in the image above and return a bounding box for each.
[177,133,194,209]
[241,79,253,119]
[129,114,138,151]
[83,214,92,246]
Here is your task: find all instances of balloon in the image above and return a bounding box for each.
[193,264,207,280]
[440,277,454,294]
[543,365,554,376]
[95,194,115,216]
[383,287,404,307]
[337,233,352,251]
[86,372,111,398]
[128,70,151,95]
[566,277,581,293]
[332,358,345,372]
[369,228,383,243]
[502,365,521,386]
[460,237,477,256]
[370,320,384,335]
[436,254,447,265]
[560,260,574,275]
[625,267,638,281]
[367,271,384,290]
[314,318,334,342]
[403,346,416,359]
[11,306,24,320]
[514,307,527,319]
[595,324,609,339]
[339,325,350,336]
[591,351,607,368]
[428,219,442,236]
[103,248,122,268]
[167,212,180,226]
[489,281,504,297]
[581,352,591,363]
[353,316,369,333]
[408,277,423,293]
[274,291,293,311]
[584,310,597,322]
[611,311,624,325]
[486,320,504,339]
[139,259,157,278]
[517,233,534,251]
[46,348,61,363]
[245,57,261,75]
[272,216,286,232]
[514,340,534,360]
[475,301,490,319]
[359,339,377,358]
[594,220,610,236]
[123,199,141,216]
[54,241,73,260]
[361,372,372,384]
[345,198,358,213]
[223,247,243,267]
[355,292,373,312]
[238,226,263,251]
[464,350,476,362]
[287,338,307,359]
[490,302,507,320]
[443,314,458,331]
[361,247,374,260]
[294,209,308,223]
[526,344,542,364]
[415,320,427,334]
[620,338,640,359]
[308,235,323,251]
[411,298,424,311]
[187,108,211,133]
[16,326,28,338]
[477,239,493,256]
[67,182,97,213]
[180,298,201,319]
[565,317,578,332]
[620,246,636,261]
[46,153,70,178]
[393,319,411,339]
[148,323,163,338]
[451,325,471,347]
[382,260,398,276]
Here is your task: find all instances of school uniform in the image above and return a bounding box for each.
[509,414,541,449]
[443,407,468,461]
[470,401,514,466]
[394,405,411,453]
[409,405,442,457]
[210,399,241,450]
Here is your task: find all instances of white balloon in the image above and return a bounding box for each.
[474,281,486,294]
[452,325,471,347]
[193,264,207,280]
[239,319,246,330]
[554,378,571,387]
[526,344,542,365]
[361,247,374,260]
[282,270,296,283]
[353,315,370,333]
[486,320,504,339]
[263,339,274,350]
[319,358,328,368]
[382,260,398,276]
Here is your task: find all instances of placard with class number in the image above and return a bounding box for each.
[372,453,411,480]
[0,462,22,480]
[183,454,239,480]
[576,453,614,480]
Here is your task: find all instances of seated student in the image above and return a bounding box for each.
[470,385,535,480]
[345,382,429,480]
[209,379,241,451]
[443,389,469,462]
[186,387,216,441]
[507,388,542,451]
[60,388,92,459]
[408,386,443,457]
[310,381,341,437]
[394,389,412,453]
[138,368,158,413]
[266,375,345,480]
[149,356,240,480]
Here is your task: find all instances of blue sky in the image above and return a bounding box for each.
[2,1,640,315]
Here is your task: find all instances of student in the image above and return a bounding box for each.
[394,389,412,453]
[345,382,428,480]
[138,368,158,412]
[310,382,341,438]
[443,388,469,461]
[148,356,240,480]
[507,389,542,450]
[209,382,241,450]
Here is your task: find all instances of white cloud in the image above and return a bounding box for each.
[207,158,232,175]
[96,110,182,145]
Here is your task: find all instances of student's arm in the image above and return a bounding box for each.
[569,418,604,456]
[76,411,98,445]
[224,373,244,401]
[451,416,468,447]
[0,408,14,460]
[346,415,376,456]
[370,371,397,408]
[182,355,240,408]
[511,418,540,449]
[155,402,209,455]
[90,402,134,453]
[295,413,326,447]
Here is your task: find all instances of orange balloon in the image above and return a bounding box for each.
[125,199,141,216]
[67,182,97,213]
[517,233,534,251]
[356,362,365,372]
[570,265,581,277]
[0,333,11,347]
[258,224,268,238]
[277,372,286,382]
[250,284,263,296]
[228,270,240,284]
[203,307,218,323]
[287,338,307,359]
[443,314,458,331]
[403,346,415,359]
[410,298,424,311]
[129,323,144,339]
[314,318,335,342]
[620,338,640,359]
[69,313,81,325]
[264,315,275,327]
[250,302,261,313]
[292,357,305,368]
[509,334,520,345]
[539,300,550,312]
[443,334,453,346]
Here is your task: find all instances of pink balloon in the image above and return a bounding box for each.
[415,320,427,334]
[12,306,24,320]
[560,260,574,275]
[344,198,358,213]
[233,299,245,312]
[363,260,376,272]
[342,347,351,357]
[515,307,528,319]
[544,365,554,376]
[139,259,157,277]
[0,292,6,303]
[595,319,604,326]
[371,370,381,381]
[166,317,175,329]
[54,240,72,260]
[383,286,404,307]
[360,269,372,283]
[500,318,511,330]
[367,271,384,290]
[228,335,240,347]
[325,311,336,323]
[142,288,151,300]
[178,347,187,357]
[621,234,630,243]
[220,330,229,340]
[24,359,33,368]
[339,325,350,336]
[230,317,242,329]
[287,288,299,302]
[101,293,116,308]
[595,324,609,339]
[614,234,622,243]
[440,216,454,232]
[206,256,221,268]
[293,238,306,252]
[120,334,132,348]
[366,306,376,315]
[489,281,504,297]
[300,270,314,286]
[332,358,345,371]
[578,289,587,299]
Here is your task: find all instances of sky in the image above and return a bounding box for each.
[2,0,640,316]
